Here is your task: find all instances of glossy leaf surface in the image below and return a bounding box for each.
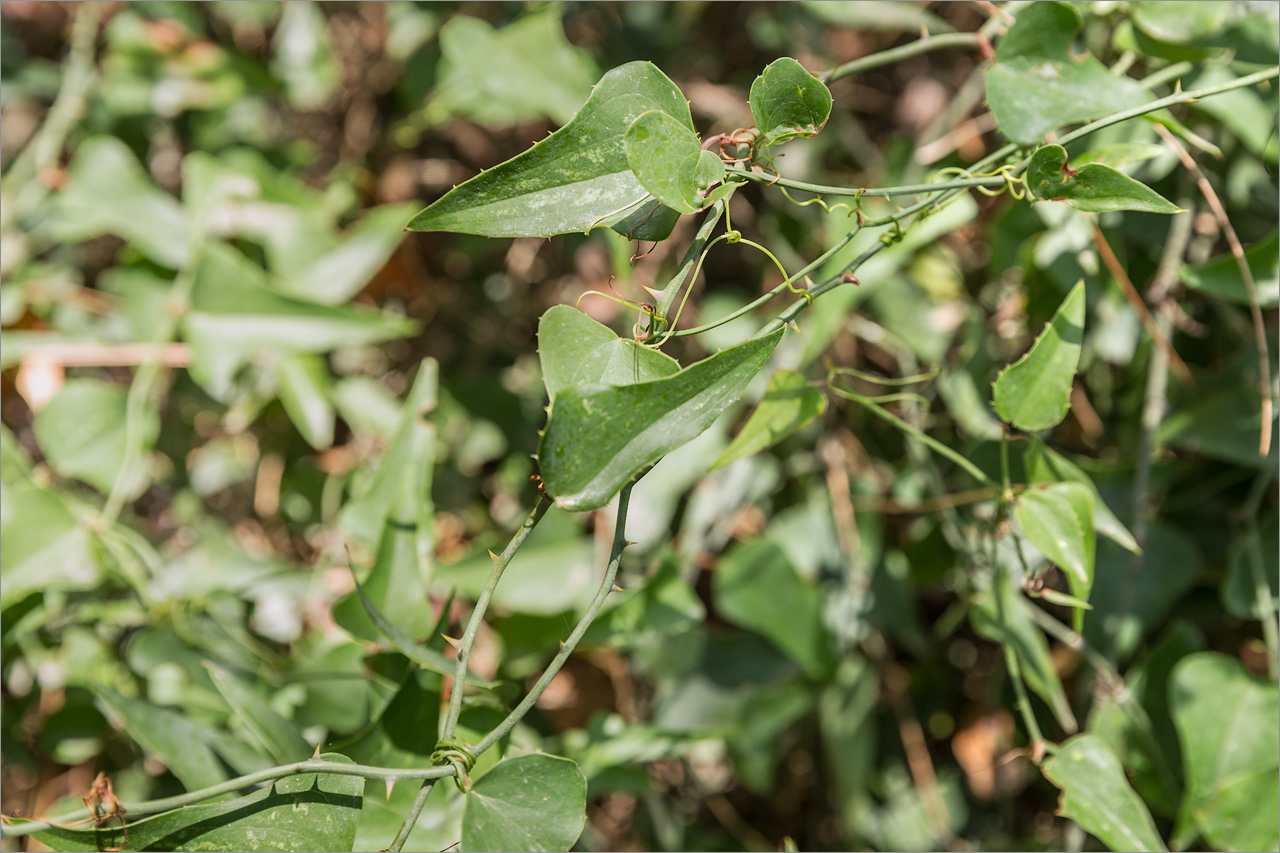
[462,754,587,852]
[407,62,688,239]
[538,330,783,511]
[713,369,827,469]
[537,305,679,399]
[749,58,833,145]
[1027,145,1181,214]
[1043,734,1167,852]
[624,110,726,214]
[1015,482,1096,619]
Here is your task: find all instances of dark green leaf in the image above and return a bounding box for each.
[1026,144,1181,214]
[986,2,1149,144]
[992,281,1085,431]
[205,664,312,764]
[537,305,679,399]
[93,687,228,793]
[462,754,587,852]
[1015,482,1095,622]
[25,755,363,852]
[713,538,833,677]
[624,110,727,214]
[407,62,689,239]
[1223,515,1279,619]
[1171,653,1279,852]
[713,369,827,469]
[1043,734,1168,852]
[749,57,833,145]
[538,330,782,511]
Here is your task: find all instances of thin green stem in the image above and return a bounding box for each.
[829,384,999,490]
[993,567,1045,751]
[473,480,636,756]
[821,32,984,84]
[1247,529,1279,680]
[440,496,552,738]
[1,761,455,839]
[724,168,1007,198]
[99,254,202,527]
[654,200,726,321]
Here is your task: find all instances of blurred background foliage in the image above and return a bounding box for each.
[1,2,1277,851]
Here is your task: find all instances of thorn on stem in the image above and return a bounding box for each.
[441,634,461,650]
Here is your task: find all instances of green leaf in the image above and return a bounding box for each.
[462,754,587,852]
[1179,228,1279,307]
[1130,1,1230,43]
[280,203,417,305]
[1026,145,1181,214]
[333,517,435,643]
[538,329,783,511]
[1015,482,1096,624]
[1043,734,1168,852]
[624,110,727,214]
[992,280,1085,431]
[537,305,679,399]
[276,353,334,450]
[49,136,188,268]
[183,243,417,400]
[1171,652,1280,852]
[985,2,1149,145]
[713,538,833,677]
[33,379,154,497]
[0,484,101,611]
[1223,515,1279,619]
[799,1,952,33]
[970,570,1077,732]
[24,754,363,852]
[93,687,228,793]
[749,57,833,146]
[429,10,597,127]
[713,369,827,469]
[205,664,313,764]
[1024,440,1140,554]
[407,61,690,240]
[584,552,705,647]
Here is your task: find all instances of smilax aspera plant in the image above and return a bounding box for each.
[4,3,1277,852]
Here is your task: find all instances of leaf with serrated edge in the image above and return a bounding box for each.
[538,330,782,511]
[1043,734,1168,852]
[407,62,688,239]
[993,281,1085,431]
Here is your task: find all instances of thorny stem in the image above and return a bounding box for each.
[1,761,456,839]
[389,495,552,852]
[473,480,636,755]
[654,200,726,321]
[724,168,1007,198]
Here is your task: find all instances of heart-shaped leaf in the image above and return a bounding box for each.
[992,280,1085,431]
[407,62,688,240]
[1026,145,1181,214]
[1043,734,1168,852]
[749,57,833,146]
[1015,481,1096,625]
[624,110,728,214]
[713,369,827,468]
[23,755,363,852]
[538,329,783,511]
[461,754,587,852]
[986,2,1149,144]
[538,305,680,399]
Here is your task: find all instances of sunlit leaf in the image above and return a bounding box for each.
[33,379,154,497]
[1043,734,1168,852]
[992,281,1085,431]
[461,754,587,852]
[713,369,827,469]
[1015,482,1096,625]
[749,57,833,146]
[206,663,312,764]
[1026,144,1181,214]
[624,110,728,214]
[537,305,679,399]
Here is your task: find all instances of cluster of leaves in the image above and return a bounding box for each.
[1,2,1277,852]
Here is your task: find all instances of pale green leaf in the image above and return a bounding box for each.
[462,754,587,852]
[624,110,726,214]
[276,353,334,450]
[1015,482,1096,622]
[33,379,153,497]
[1024,439,1140,554]
[0,484,101,610]
[537,305,679,399]
[1171,653,1280,852]
[986,2,1149,144]
[93,687,228,793]
[538,330,783,511]
[205,664,312,765]
[713,369,827,468]
[993,281,1085,431]
[749,57,833,146]
[1043,734,1168,852]
[1026,145,1181,214]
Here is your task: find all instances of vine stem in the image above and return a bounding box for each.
[0,761,455,839]
[389,495,552,853]
[829,384,1000,491]
[723,169,1007,198]
[821,32,984,84]
[654,200,726,321]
